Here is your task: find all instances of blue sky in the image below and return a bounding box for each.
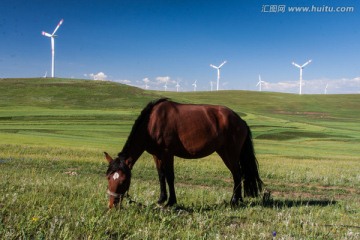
[1,0,360,93]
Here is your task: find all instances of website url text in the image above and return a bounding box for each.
[261,5,355,13]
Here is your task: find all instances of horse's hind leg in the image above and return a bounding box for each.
[163,155,177,206]
[217,147,243,206]
[153,155,167,204]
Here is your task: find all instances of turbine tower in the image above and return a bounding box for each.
[163,80,168,91]
[192,80,197,92]
[176,81,180,92]
[42,19,64,78]
[324,83,329,94]
[256,75,265,91]
[210,60,227,91]
[292,59,312,95]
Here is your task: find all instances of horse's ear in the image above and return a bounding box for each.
[125,158,134,170]
[104,152,113,163]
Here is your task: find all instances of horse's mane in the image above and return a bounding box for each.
[118,98,169,159]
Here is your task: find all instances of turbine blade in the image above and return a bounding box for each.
[292,62,301,68]
[302,59,312,68]
[42,31,52,37]
[210,64,218,69]
[52,19,64,35]
[218,61,227,68]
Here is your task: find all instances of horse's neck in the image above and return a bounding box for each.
[121,133,147,166]
[124,147,144,166]
[121,112,150,165]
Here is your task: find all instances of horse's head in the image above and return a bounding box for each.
[104,152,132,208]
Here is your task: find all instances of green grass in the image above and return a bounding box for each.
[0,78,359,239]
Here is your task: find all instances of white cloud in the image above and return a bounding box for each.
[156,76,171,84]
[262,77,360,94]
[263,81,299,93]
[118,79,132,85]
[86,72,108,81]
[325,77,360,94]
[132,76,178,91]
[96,75,359,94]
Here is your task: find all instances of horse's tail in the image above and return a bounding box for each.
[240,125,263,197]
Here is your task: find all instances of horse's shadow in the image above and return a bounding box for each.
[161,198,337,213]
[124,195,337,213]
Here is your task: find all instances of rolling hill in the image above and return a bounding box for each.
[0,77,359,154]
[1,78,359,117]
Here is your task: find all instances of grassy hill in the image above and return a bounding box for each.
[1,78,359,116]
[0,78,156,109]
[1,78,359,239]
[1,78,359,149]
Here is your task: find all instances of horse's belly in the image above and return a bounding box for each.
[173,133,221,159]
[174,150,216,159]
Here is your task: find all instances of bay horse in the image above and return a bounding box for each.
[104,98,262,208]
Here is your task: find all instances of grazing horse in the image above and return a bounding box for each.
[104,98,262,208]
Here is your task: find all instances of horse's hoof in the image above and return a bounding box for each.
[157,195,167,205]
[165,200,177,207]
[230,197,243,207]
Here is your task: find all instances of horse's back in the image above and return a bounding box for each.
[147,101,247,158]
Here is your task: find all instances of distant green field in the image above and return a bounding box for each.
[1,78,359,239]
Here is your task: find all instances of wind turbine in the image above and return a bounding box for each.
[256,75,265,91]
[176,81,180,92]
[210,81,214,91]
[210,60,227,91]
[192,80,197,91]
[163,81,168,91]
[142,78,150,90]
[42,19,64,78]
[292,59,312,95]
[324,83,329,94]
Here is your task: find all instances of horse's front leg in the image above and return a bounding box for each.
[153,155,167,204]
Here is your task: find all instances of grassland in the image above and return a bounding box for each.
[0,78,359,239]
